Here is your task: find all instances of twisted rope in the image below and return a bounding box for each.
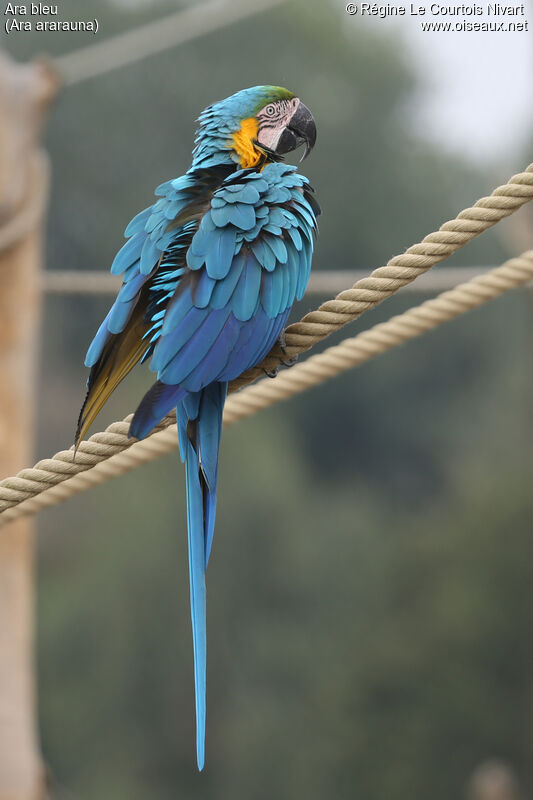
[230,162,533,389]
[0,162,532,524]
[1,250,531,526]
[223,251,533,423]
[0,153,49,253]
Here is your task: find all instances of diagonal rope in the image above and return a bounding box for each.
[54,0,289,88]
[223,251,533,424]
[230,162,533,389]
[0,250,531,527]
[0,161,532,525]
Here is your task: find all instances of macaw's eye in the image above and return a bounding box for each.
[265,104,277,117]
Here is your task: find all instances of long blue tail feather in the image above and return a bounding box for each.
[178,382,227,769]
[129,381,188,440]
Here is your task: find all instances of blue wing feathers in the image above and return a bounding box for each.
[287,225,303,251]
[278,262,290,313]
[110,232,144,275]
[191,270,216,308]
[161,284,197,336]
[255,311,290,364]
[252,237,277,270]
[210,256,244,309]
[260,268,283,317]
[158,307,231,385]
[147,162,318,392]
[212,201,256,230]
[107,272,146,333]
[205,227,236,279]
[152,305,209,373]
[187,315,241,391]
[139,237,160,275]
[248,309,290,368]
[124,207,152,237]
[297,238,313,300]
[264,222,282,236]
[85,311,112,367]
[86,160,318,438]
[244,310,279,368]
[107,298,137,335]
[264,233,288,265]
[286,243,299,301]
[118,270,147,303]
[231,253,262,322]
[217,313,260,379]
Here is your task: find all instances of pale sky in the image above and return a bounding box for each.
[111,0,532,165]
[340,0,533,165]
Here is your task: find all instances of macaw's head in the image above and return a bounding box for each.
[192,85,317,170]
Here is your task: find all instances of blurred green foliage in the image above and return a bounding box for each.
[5,0,533,797]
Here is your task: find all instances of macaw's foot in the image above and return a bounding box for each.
[278,330,298,367]
[263,367,279,379]
[281,354,298,367]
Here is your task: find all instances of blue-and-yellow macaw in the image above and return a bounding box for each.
[76,86,319,769]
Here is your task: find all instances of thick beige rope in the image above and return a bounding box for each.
[230,162,533,389]
[0,153,49,253]
[0,162,532,524]
[0,250,531,526]
[223,251,533,423]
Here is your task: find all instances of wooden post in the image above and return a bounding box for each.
[467,760,525,800]
[0,52,58,800]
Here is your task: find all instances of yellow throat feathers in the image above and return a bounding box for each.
[232,117,263,169]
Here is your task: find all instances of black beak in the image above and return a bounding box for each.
[275,101,317,162]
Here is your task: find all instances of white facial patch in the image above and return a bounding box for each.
[256,98,300,151]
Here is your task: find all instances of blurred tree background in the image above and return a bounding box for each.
[4,0,533,798]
